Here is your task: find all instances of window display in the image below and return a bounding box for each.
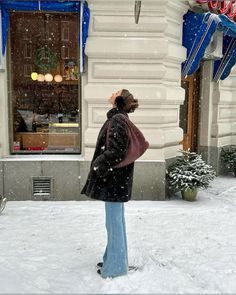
[9,12,80,153]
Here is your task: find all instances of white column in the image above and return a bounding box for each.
[198,60,236,172]
[201,63,236,150]
[83,0,189,161]
[0,9,9,158]
[199,61,215,149]
[0,69,9,158]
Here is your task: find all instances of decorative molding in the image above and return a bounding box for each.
[219,106,236,120]
[84,126,183,148]
[90,62,166,81]
[88,105,179,127]
[83,84,185,104]
[86,37,168,59]
[91,15,167,35]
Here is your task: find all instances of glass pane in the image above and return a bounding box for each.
[9,12,80,154]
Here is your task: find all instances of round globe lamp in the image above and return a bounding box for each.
[37,74,45,82]
[31,72,38,81]
[54,74,63,83]
[45,73,53,82]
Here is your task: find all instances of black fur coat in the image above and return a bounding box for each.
[81,108,134,202]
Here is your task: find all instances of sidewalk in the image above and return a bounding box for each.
[0,176,236,294]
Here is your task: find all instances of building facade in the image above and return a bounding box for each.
[0,0,235,201]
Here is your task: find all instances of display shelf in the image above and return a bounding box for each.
[15,132,80,150]
[14,79,80,86]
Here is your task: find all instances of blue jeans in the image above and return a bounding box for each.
[100,202,128,278]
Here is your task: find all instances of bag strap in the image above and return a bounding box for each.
[105,113,129,150]
[106,120,111,149]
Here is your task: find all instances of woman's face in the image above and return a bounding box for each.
[108,90,122,107]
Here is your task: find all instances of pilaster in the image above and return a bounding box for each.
[199,62,236,173]
[83,0,189,161]
[0,69,9,158]
[217,66,236,146]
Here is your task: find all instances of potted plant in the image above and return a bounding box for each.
[221,146,236,176]
[167,150,216,201]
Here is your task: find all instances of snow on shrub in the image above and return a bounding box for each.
[221,146,236,171]
[166,150,216,192]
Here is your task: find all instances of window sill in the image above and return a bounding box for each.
[1,154,85,161]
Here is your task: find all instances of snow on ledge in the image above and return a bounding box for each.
[1,156,164,162]
[1,155,85,161]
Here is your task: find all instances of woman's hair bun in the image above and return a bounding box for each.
[115,96,126,109]
[114,89,139,113]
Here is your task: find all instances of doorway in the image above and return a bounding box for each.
[180,71,201,152]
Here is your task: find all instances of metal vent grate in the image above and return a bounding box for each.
[32,177,53,198]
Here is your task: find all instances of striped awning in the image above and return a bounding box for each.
[182,10,236,81]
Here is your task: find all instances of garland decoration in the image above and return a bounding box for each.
[34,46,58,72]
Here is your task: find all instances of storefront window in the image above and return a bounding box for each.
[9,12,80,154]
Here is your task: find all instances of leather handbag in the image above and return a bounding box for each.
[106,114,149,168]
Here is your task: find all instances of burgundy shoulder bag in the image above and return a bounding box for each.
[106,114,149,168]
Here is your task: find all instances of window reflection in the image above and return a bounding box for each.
[10,12,80,153]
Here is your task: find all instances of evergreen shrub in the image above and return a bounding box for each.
[221,146,236,173]
[167,150,216,192]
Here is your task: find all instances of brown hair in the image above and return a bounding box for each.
[120,89,139,113]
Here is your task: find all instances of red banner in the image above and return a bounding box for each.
[196,0,236,21]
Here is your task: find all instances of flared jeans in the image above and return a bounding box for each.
[100,202,128,278]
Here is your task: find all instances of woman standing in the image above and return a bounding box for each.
[81,89,147,278]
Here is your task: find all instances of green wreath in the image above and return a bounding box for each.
[35,46,58,72]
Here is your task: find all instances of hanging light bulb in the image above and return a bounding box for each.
[37,74,45,82]
[44,73,53,82]
[54,74,63,83]
[31,72,38,81]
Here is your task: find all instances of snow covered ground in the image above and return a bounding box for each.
[1,176,236,294]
